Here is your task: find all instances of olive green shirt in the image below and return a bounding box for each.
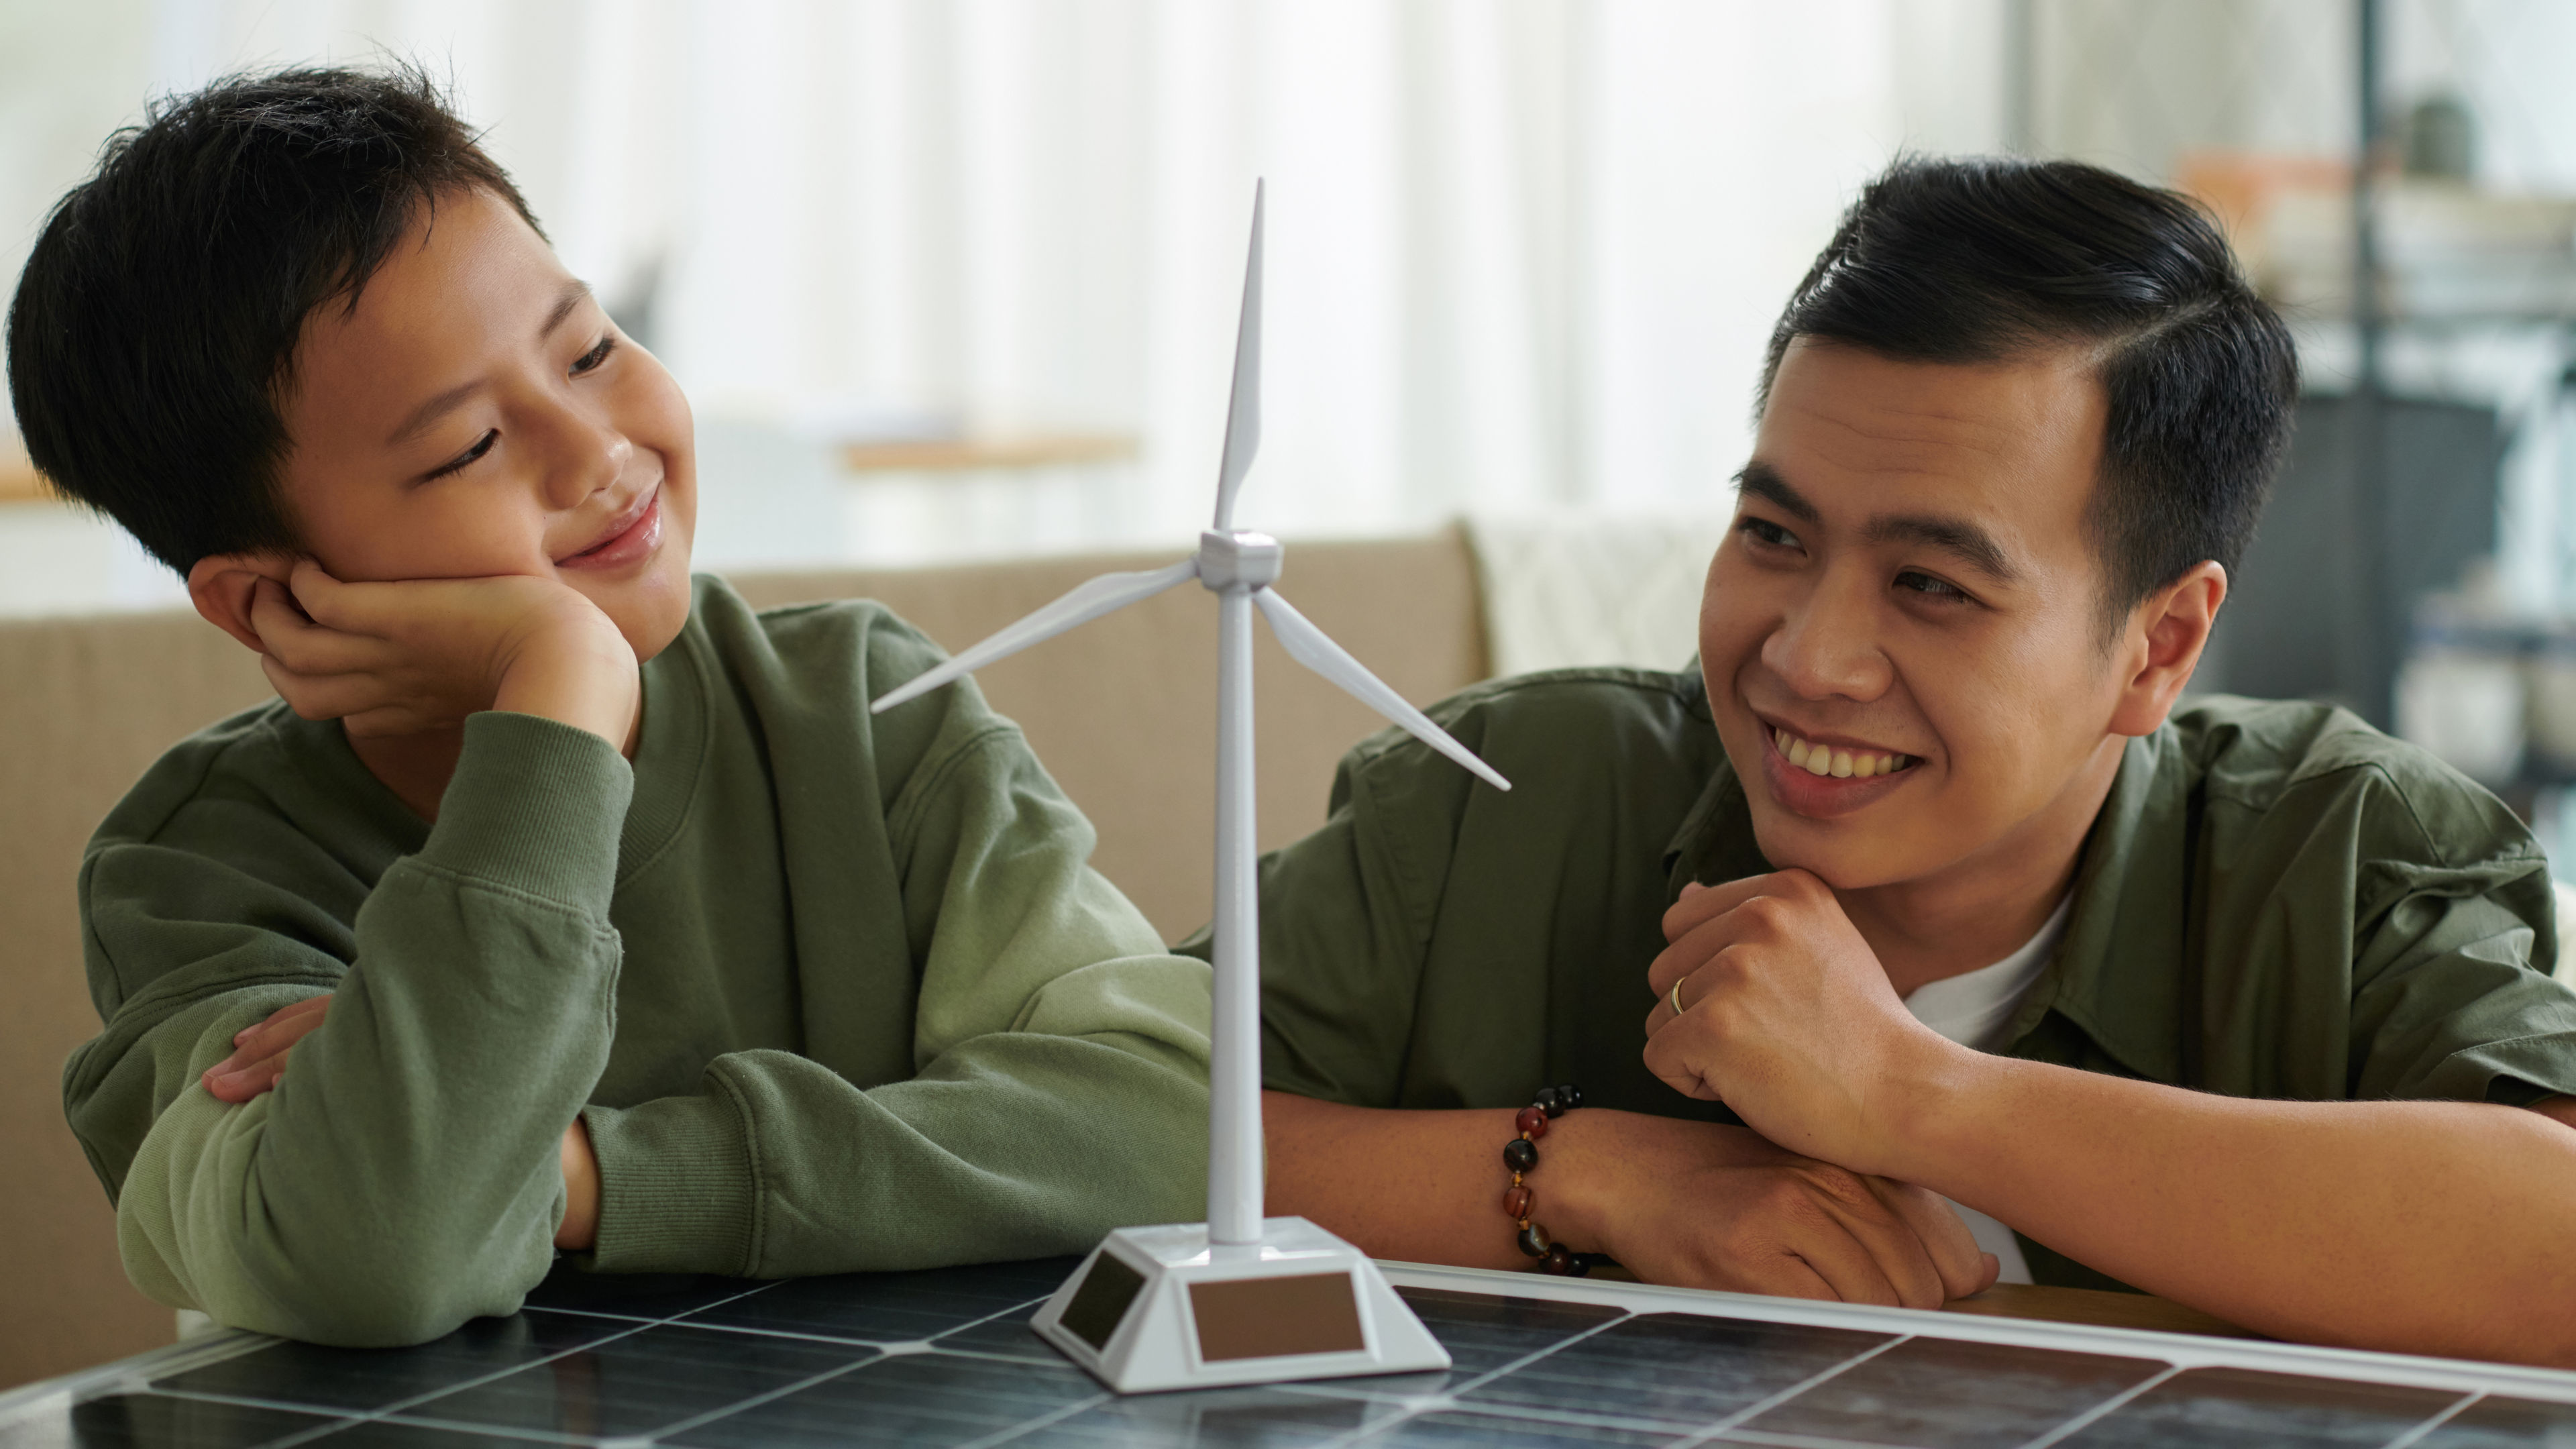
[1220,666,2576,1290]
[70,577,1212,1346]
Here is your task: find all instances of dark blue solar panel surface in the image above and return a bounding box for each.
[5,1259,2573,1449]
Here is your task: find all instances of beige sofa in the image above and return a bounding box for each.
[0,532,1489,1391]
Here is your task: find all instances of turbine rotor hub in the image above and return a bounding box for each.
[1197,530,1283,591]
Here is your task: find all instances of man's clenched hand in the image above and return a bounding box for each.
[1642,870,1968,1177]
[249,560,639,748]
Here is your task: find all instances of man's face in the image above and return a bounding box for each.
[1700,337,2135,891]
[274,187,696,661]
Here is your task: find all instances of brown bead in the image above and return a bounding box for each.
[1504,1184,1534,1220]
[1540,1243,1577,1275]
[1515,1106,1549,1139]
[1516,1221,1552,1258]
[1503,1138,1538,1173]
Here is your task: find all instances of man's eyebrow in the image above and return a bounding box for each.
[1735,460,2023,586]
[1865,513,2022,585]
[1733,462,1820,523]
[386,282,596,448]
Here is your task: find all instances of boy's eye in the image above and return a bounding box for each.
[571,335,617,375]
[423,429,498,482]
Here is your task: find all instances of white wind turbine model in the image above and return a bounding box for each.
[870,183,1507,1394]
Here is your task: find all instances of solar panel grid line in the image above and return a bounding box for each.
[547,1339,888,1448]
[2009,1363,2184,1449]
[141,1314,668,1449]
[934,1384,1116,1449]
[1652,1330,1911,1443]
[503,1281,784,1328]
[1295,1301,1649,1448]
[2379,1392,2488,1449]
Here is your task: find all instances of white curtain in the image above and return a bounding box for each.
[5,0,2008,580]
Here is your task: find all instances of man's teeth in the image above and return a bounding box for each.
[1773,729,1914,780]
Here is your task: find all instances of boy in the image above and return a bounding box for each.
[1232,158,2576,1365]
[7,67,1211,1348]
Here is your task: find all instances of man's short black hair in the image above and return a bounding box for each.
[6,64,541,574]
[1759,156,2298,635]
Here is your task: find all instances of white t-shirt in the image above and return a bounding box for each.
[1898,893,2073,1286]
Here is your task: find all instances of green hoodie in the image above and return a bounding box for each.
[64,577,1212,1346]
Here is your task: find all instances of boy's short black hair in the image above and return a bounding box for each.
[6,64,541,574]
[1760,156,2299,635]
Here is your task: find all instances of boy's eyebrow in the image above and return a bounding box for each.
[1733,460,2023,586]
[386,282,596,447]
[539,280,593,341]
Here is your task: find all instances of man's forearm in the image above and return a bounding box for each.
[1891,1056,2576,1364]
[1265,1092,1529,1269]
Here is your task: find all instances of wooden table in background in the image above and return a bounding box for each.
[1943,1282,2259,1338]
[838,433,1138,476]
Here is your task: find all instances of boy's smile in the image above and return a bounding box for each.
[270,186,698,662]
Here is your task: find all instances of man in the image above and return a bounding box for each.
[1222,156,2576,1366]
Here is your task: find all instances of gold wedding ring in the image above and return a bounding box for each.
[1670,979,1686,1016]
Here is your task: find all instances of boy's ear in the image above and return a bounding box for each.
[186,553,297,654]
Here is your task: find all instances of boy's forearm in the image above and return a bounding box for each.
[1889,1055,2576,1364]
[113,713,631,1345]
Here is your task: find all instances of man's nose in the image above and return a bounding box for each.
[1759,570,1892,701]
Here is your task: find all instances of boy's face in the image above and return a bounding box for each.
[1700,338,2146,892]
[273,187,696,661]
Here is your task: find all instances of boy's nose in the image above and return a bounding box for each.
[545,416,633,511]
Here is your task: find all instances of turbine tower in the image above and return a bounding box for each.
[870,183,1505,1393]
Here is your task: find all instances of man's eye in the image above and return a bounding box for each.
[424,429,498,482]
[1737,517,1801,551]
[572,335,618,375]
[1896,570,1970,602]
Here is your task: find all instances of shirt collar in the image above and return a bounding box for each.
[1661,721,2189,1087]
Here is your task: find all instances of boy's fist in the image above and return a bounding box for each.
[250,561,639,749]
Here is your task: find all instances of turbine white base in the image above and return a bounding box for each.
[1029,1216,1452,1394]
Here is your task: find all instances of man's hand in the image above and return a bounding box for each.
[1553,1111,1998,1307]
[203,994,602,1251]
[1642,871,1966,1175]
[249,560,639,748]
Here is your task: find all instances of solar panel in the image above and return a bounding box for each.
[4,1258,2573,1449]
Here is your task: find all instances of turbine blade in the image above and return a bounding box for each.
[870,559,1199,713]
[1254,589,1511,792]
[1211,180,1264,531]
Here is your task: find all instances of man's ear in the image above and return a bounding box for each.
[186,553,297,654]
[2106,561,2227,739]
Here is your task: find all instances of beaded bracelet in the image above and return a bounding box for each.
[1501,1083,1611,1277]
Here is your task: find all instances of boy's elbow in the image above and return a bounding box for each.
[157,1225,517,1348]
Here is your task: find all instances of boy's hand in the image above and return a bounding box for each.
[205,995,603,1251]
[1642,871,1969,1177]
[202,995,331,1102]
[250,560,639,748]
